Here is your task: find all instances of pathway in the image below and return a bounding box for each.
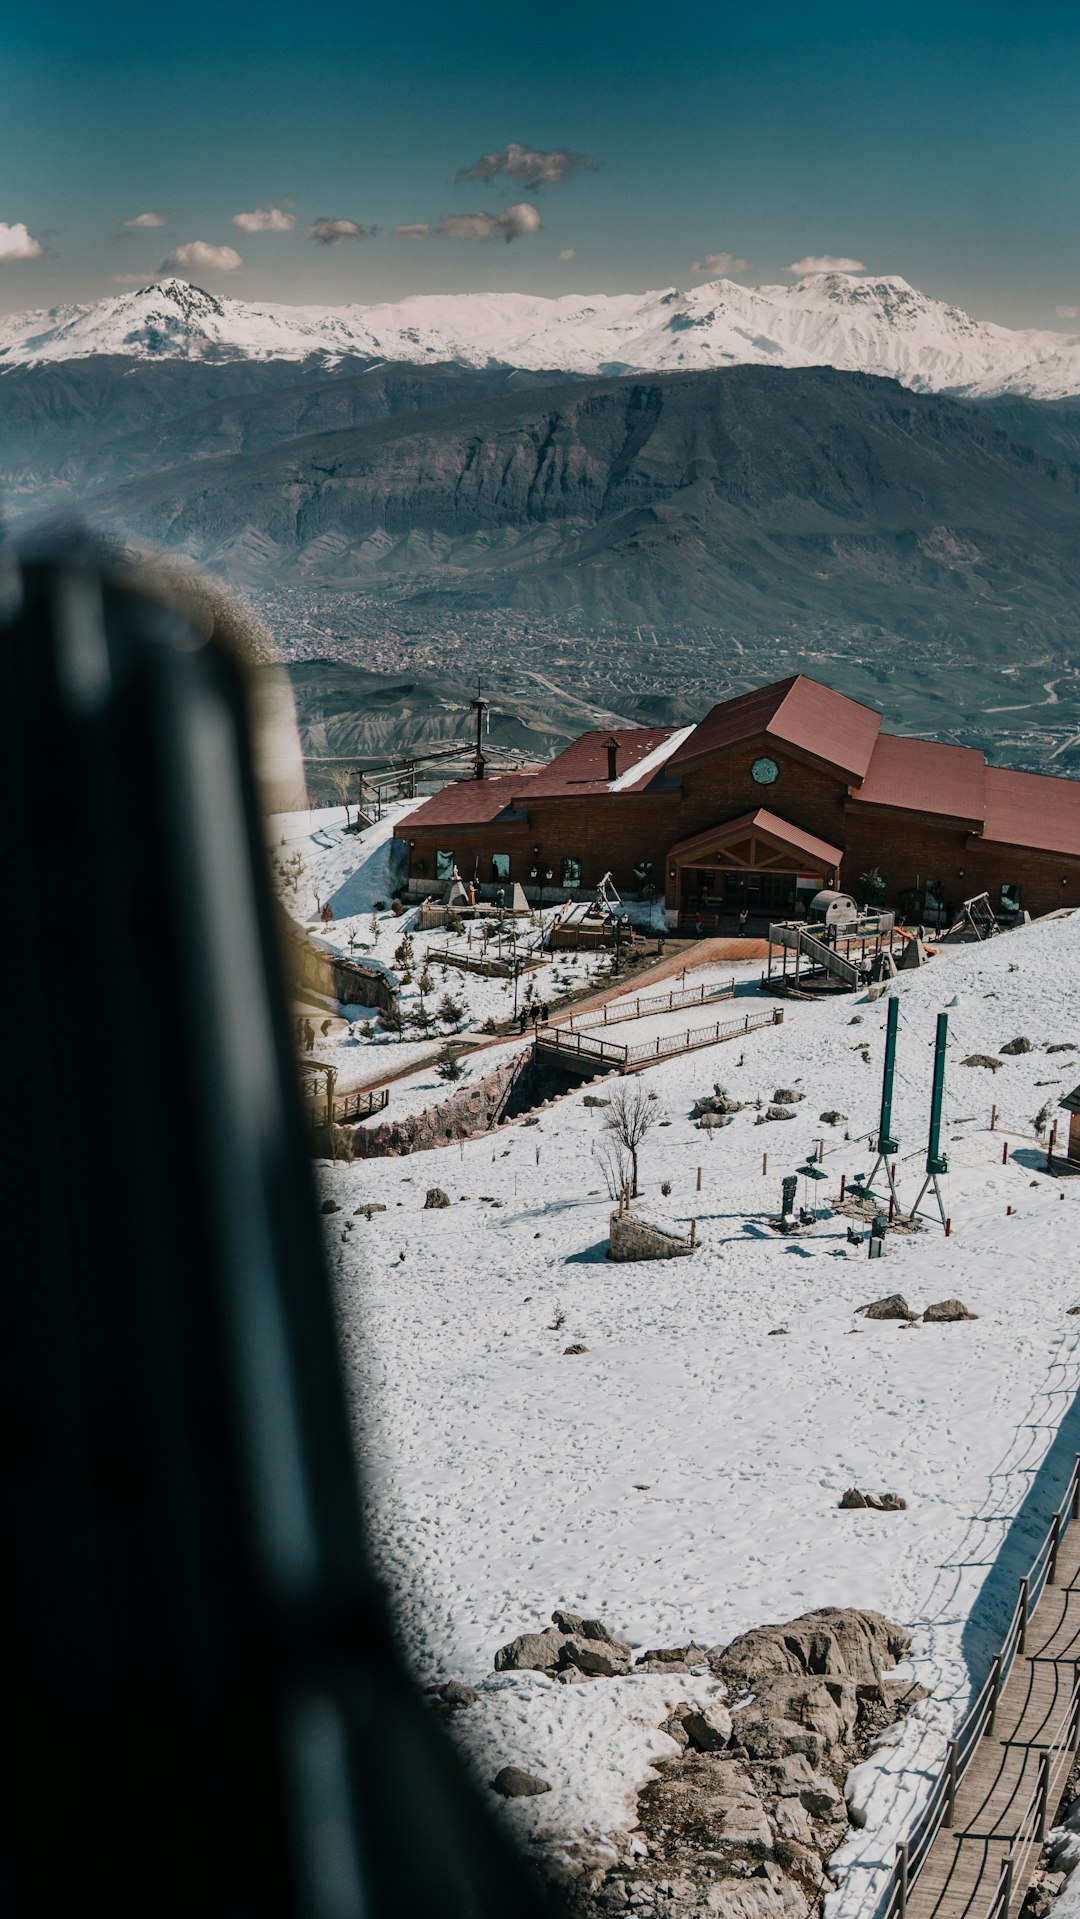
[904,1513,1080,1919]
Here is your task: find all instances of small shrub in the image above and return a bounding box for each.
[391,899,405,917]
[661,1180,672,1196]
[434,1043,465,1083]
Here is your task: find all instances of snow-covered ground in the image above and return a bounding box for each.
[276,804,1080,1902]
[315,908,1080,1903]
[270,801,613,1089]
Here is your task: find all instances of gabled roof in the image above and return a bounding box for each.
[521,726,678,798]
[400,772,535,829]
[852,734,986,824]
[980,766,1080,859]
[667,808,844,871]
[1061,1086,1080,1116]
[668,675,882,781]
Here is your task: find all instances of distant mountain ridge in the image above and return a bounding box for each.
[77,364,1080,648]
[2,272,1079,399]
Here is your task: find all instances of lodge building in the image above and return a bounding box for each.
[396,676,1080,930]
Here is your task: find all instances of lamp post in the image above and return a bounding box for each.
[612,911,630,976]
[529,863,553,919]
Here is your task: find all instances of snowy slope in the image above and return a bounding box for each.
[2,272,1079,397]
[303,874,1080,1904]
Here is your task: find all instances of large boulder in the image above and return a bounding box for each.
[561,1632,632,1678]
[494,1626,566,1672]
[860,1293,916,1321]
[923,1299,972,1322]
[711,1607,911,1687]
[682,1701,734,1752]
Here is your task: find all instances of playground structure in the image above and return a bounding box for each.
[765,907,903,994]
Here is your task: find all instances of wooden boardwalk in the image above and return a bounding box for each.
[899,1481,1080,1919]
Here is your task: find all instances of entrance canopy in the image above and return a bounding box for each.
[667,808,843,921]
[668,808,843,877]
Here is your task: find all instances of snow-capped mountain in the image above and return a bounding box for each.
[1,271,1079,399]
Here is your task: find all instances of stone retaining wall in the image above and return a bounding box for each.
[608,1210,695,1261]
[350,1057,525,1157]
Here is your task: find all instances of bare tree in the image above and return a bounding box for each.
[327,764,354,829]
[594,1137,631,1202]
[602,1082,659,1197]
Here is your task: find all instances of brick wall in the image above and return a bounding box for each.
[399,739,1080,920]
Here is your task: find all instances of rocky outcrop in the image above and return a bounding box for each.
[494,1610,633,1680]
[923,1299,972,1322]
[859,1293,916,1321]
[556,1607,920,1918]
[608,1212,695,1262]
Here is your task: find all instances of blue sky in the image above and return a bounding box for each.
[1,0,1078,325]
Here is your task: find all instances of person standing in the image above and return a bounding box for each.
[738,908,749,937]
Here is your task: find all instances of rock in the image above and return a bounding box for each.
[819,1110,847,1125]
[320,1198,340,1214]
[1000,1036,1033,1055]
[494,1625,566,1672]
[1047,1043,1078,1054]
[564,1343,589,1354]
[962,1054,1001,1071]
[583,1094,610,1107]
[923,1298,972,1321]
[698,1111,735,1129]
[859,1293,916,1321]
[353,1202,387,1217]
[491,1765,551,1798]
[772,1088,805,1103]
[848,1015,863,1025]
[772,1797,815,1843]
[424,1187,451,1208]
[711,1607,911,1687]
[839,1488,869,1508]
[639,1754,774,1851]
[439,1680,479,1709]
[878,1493,908,1511]
[682,1702,734,1751]
[552,1609,586,1634]
[659,1706,692,1751]
[562,1632,633,1677]
[757,1106,795,1123]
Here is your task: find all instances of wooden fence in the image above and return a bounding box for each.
[536,1005,782,1073]
[878,1454,1080,1919]
[426,943,545,979]
[567,975,735,1031]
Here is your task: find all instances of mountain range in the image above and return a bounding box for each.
[60,363,1080,649]
[2,272,1079,398]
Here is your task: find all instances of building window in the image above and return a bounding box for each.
[491,853,510,882]
[562,856,582,889]
[1001,882,1022,915]
[435,849,455,881]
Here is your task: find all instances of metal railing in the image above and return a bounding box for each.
[566,976,736,1032]
[426,943,544,979]
[536,1006,782,1071]
[881,1454,1080,1919]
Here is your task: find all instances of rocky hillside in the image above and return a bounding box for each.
[77,364,1080,649]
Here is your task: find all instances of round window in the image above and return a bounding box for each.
[751,756,779,785]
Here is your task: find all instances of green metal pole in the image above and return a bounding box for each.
[926,1011,949,1175]
[877,996,899,1156]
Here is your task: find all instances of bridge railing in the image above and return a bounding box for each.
[535,1006,782,1071]
[566,976,736,1031]
[880,1452,1080,1919]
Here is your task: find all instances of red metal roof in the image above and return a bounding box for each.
[852,734,986,823]
[521,726,677,797]
[401,773,536,829]
[980,765,1080,859]
[668,675,882,781]
[667,808,844,870]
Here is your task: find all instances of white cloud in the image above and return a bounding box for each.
[160,240,243,274]
[456,143,595,189]
[691,251,749,277]
[559,248,576,261]
[392,222,431,239]
[787,254,866,275]
[437,203,542,244]
[1056,305,1079,321]
[123,211,167,229]
[233,205,296,232]
[0,221,44,262]
[307,217,365,245]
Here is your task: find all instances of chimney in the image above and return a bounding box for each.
[605,735,619,782]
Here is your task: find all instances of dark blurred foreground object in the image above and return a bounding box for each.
[0,551,557,1918]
